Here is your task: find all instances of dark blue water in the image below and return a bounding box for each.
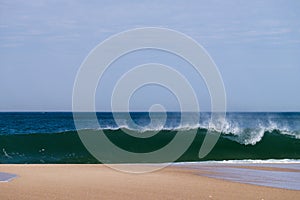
[0,112,299,163]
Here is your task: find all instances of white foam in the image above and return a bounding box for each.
[76,117,300,146]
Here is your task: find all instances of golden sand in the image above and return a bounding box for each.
[0,164,299,200]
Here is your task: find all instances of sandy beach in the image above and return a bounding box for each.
[0,164,299,200]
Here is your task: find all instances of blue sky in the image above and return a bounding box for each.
[0,0,300,111]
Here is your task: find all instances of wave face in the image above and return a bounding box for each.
[0,112,299,163]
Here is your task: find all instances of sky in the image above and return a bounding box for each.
[0,0,300,112]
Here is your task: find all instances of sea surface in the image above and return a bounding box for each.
[0,112,299,164]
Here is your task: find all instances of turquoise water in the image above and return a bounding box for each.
[0,112,299,164]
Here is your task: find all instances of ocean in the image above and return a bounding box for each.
[0,112,299,164]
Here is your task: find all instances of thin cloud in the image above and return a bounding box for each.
[240,28,292,37]
[0,43,23,48]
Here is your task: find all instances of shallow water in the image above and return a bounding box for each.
[174,162,300,190]
[0,172,17,182]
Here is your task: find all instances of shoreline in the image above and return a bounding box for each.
[172,162,300,190]
[1,164,299,200]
